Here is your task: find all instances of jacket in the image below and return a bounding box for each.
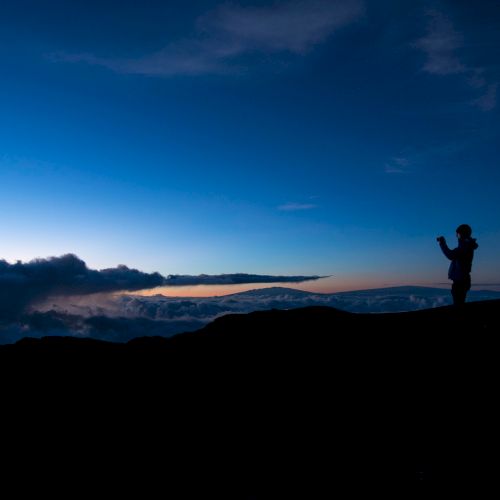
[439,237,478,281]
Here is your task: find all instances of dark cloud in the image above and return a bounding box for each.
[0,254,164,320]
[0,253,322,320]
[164,273,323,286]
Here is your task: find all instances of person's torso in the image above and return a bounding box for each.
[449,239,476,280]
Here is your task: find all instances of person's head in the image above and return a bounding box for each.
[456,224,472,239]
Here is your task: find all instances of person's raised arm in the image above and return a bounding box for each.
[437,236,459,260]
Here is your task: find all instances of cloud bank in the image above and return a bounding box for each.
[3,285,499,344]
[0,254,164,320]
[51,0,365,76]
[0,254,321,319]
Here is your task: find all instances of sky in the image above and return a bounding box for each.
[1,0,499,294]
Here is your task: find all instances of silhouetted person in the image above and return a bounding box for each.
[437,224,478,307]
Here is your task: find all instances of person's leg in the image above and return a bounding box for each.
[451,281,466,306]
[464,275,471,302]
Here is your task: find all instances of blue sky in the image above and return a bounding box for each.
[1,0,499,291]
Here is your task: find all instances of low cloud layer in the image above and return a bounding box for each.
[51,0,365,76]
[2,285,499,344]
[0,254,321,320]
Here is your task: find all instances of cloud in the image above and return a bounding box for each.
[0,254,164,320]
[165,273,322,285]
[0,253,322,320]
[199,0,365,55]
[384,165,406,174]
[3,285,499,344]
[278,202,317,211]
[50,40,239,77]
[384,157,410,174]
[413,10,497,111]
[50,0,365,76]
[473,83,498,112]
[33,285,500,325]
[414,10,465,76]
[392,157,409,167]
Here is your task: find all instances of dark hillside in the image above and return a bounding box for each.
[1,301,498,496]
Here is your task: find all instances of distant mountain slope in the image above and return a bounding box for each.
[1,300,498,494]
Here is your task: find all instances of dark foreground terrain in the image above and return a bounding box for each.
[1,301,498,496]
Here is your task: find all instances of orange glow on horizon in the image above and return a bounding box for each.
[131,276,443,298]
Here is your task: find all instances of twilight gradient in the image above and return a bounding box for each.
[1,0,499,293]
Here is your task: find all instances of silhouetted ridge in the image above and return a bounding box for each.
[1,300,498,495]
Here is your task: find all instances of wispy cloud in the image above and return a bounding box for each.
[278,202,317,211]
[50,39,241,77]
[473,83,498,112]
[414,10,497,111]
[50,0,365,76]
[413,10,465,76]
[199,0,365,55]
[384,157,410,174]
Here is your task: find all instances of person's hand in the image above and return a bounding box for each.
[436,236,445,244]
